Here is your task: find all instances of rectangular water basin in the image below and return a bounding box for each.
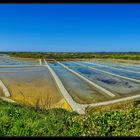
[49,62,115,104]
[0,68,68,110]
[70,64,140,96]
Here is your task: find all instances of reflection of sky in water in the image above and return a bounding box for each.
[61,61,80,67]
[71,67,140,94]
[113,62,140,68]
[49,62,109,103]
[56,62,140,94]
[96,67,140,81]
[96,61,140,69]
[110,65,140,72]
[0,55,38,65]
[48,62,60,68]
[0,66,47,72]
[92,62,140,72]
[1,55,140,98]
[79,61,99,67]
[82,61,140,73]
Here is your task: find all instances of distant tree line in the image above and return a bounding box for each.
[2,52,140,60]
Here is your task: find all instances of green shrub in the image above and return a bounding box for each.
[0,101,140,136]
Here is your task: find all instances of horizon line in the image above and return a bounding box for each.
[1,51,140,53]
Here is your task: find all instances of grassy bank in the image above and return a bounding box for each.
[1,100,140,136]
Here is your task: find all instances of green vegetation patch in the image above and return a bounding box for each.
[5,52,140,61]
[1,100,140,136]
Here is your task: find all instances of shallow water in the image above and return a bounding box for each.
[0,66,47,72]
[80,61,102,67]
[68,64,140,95]
[61,61,81,67]
[0,55,39,66]
[1,55,140,107]
[0,69,63,108]
[79,61,140,81]
[81,61,140,73]
[91,60,140,69]
[109,65,140,72]
[49,62,112,104]
[94,66,140,81]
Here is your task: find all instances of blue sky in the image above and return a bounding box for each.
[0,4,140,52]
